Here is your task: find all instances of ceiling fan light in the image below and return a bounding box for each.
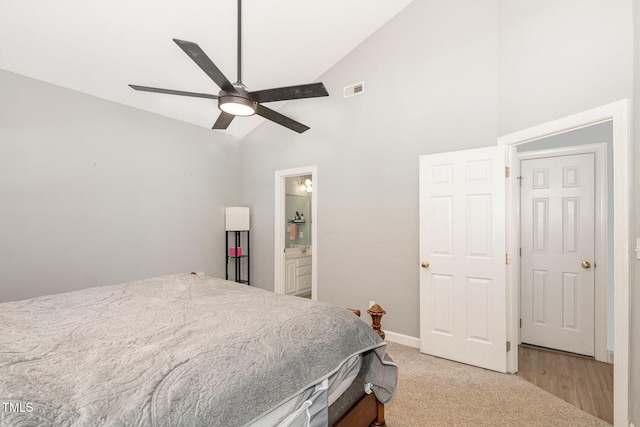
[219,95,256,116]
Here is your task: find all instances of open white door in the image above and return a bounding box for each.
[419,146,508,373]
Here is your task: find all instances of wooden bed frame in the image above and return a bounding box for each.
[333,304,388,427]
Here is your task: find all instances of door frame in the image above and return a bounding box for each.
[274,165,318,299]
[517,144,607,361]
[498,99,630,426]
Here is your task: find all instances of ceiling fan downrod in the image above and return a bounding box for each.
[236,0,242,84]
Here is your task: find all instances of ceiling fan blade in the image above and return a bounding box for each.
[249,83,329,103]
[212,111,235,129]
[173,39,237,94]
[256,104,310,134]
[129,85,218,99]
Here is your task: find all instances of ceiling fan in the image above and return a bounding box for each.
[129,0,329,133]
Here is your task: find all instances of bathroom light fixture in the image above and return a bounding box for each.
[298,176,313,193]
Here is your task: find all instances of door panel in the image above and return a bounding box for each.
[285,260,297,294]
[520,154,595,356]
[419,146,507,373]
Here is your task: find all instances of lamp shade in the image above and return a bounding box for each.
[225,207,250,231]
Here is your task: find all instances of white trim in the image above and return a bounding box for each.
[274,166,318,300]
[608,351,615,365]
[505,145,517,372]
[498,99,630,427]
[384,331,420,349]
[516,143,608,363]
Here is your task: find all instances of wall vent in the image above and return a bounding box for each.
[343,81,365,98]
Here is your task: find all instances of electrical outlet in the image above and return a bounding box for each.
[300,232,303,238]
[369,300,375,309]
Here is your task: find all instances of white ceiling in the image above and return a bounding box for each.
[0,0,413,138]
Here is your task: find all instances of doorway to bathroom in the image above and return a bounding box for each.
[274,166,317,299]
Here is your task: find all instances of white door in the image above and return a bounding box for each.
[520,154,595,356]
[419,146,508,373]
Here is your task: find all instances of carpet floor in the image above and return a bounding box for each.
[383,341,611,427]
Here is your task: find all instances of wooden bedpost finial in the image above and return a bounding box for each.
[367,303,386,340]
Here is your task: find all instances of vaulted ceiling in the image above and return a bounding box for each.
[0,0,413,137]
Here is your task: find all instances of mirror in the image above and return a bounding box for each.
[285,176,312,248]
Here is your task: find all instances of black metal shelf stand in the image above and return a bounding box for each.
[226,230,250,285]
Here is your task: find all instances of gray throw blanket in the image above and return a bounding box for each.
[0,274,397,426]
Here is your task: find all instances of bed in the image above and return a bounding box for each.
[0,274,397,426]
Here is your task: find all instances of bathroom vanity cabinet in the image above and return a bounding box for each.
[285,255,312,296]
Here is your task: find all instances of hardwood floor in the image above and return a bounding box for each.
[517,344,613,424]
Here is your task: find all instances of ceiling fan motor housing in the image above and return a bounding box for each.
[218,85,256,116]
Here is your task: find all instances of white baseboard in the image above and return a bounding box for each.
[383,331,612,364]
[384,330,420,348]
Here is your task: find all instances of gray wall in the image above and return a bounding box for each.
[241,0,637,416]
[497,0,633,135]
[241,0,632,343]
[0,70,242,302]
[631,1,640,425]
[241,0,500,338]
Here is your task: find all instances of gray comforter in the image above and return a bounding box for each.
[0,274,396,426]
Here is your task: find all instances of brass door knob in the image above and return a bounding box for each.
[581,261,591,269]
[421,261,430,269]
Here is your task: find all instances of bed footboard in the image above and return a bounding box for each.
[332,392,385,427]
[336,305,387,427]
